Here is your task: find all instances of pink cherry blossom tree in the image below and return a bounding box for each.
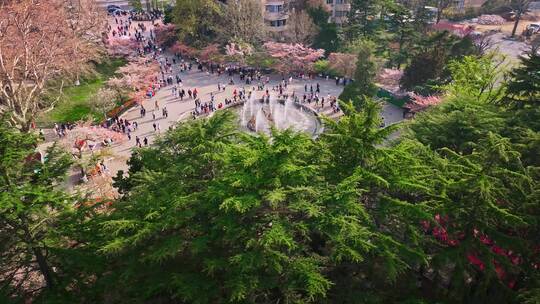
[225,42,254,65]
[154,23,177,48]
[404,93,443,113]
[170,42,198,57]
[327,53,357,78]
[59,121,126,156]
[375,68,404,93]
[107,37,139,58]
[107,58,159,104]
[263,42,324,74]
[199,43,223,62]
[431,22,475,38]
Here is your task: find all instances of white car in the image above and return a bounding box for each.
[526,23,540,34]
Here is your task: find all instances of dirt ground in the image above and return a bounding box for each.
[465,13,540,35]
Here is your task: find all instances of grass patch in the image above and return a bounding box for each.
[38,57,127,126]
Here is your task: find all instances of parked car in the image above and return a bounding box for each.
[108,8,127,16]
[526,23,540,34]
[107,4,121,10]
[107,7,119,14]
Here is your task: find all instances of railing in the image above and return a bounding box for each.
[264,11,288,21]
[106,98,139,120]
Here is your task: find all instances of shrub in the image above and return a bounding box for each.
[313,59,338,77]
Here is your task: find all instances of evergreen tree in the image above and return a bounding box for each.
[400,31,476,93]
[0,117,74,299]
[386,3,419,69]
[505,46,540,108]
[345,0,383,40]
[95,107,440,303]
[417,133,533,302]
[98,111,380,302]
[321,100,398,180]
[338,40,378,110]
[404,55,540,302]
[308,5,341,54]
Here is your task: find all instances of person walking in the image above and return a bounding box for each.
[144,137,148,146]
[153,122,157,132]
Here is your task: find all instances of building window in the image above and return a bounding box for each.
[334,10,347,17]
[335,0,345,4]
[266,5,283,12]
[270,19,286,27]
[326,0,333,4]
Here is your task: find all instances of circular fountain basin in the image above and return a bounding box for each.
[232,96,323,137]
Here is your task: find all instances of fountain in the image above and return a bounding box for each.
[235,94,322,136]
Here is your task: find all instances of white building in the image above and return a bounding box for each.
[263,0,290,35]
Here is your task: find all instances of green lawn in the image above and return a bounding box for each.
[39,58,127,126]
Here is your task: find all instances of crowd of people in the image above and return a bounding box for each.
[53,122,77,138]
[69,12,344,183]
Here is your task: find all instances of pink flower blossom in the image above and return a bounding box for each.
[405,93,443,113]
[263,42,324,73]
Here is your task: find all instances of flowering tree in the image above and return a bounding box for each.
[263,42,324,74]
[225,42,254,65]
[328,53,357,78]
[431,22,475,38]
[375,68,404,93]
[225,42,253,57]
[116,60,159,90]
[199,44,223,62]
[404,93,442,113]
[107,59,159,105]
[63,0,106,83]
[154,23,177,48]
[107,37,140,58]
[0,0,103,131]
[170,42,198,57]
[59,121,126,156]
[90,88,117,120]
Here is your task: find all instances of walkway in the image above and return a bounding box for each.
[106,53,404,172]
[48,15,405,187]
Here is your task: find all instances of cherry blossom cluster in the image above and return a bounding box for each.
[263,42,325,73]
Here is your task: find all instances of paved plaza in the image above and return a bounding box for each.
[44,16,405,185]
[105,59,404,174]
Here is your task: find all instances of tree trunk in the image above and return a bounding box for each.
[21,120,32,133]
[33,247,55,289]
[511,11,522,37]
[436,7,442,24]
